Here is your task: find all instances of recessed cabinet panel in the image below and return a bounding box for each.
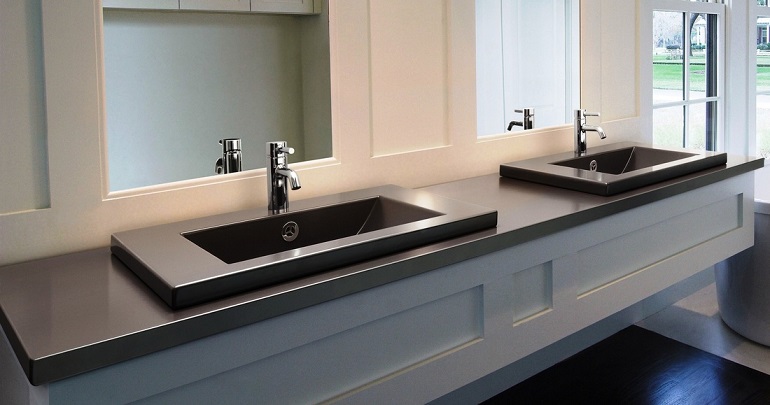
[575,194,743,297]
[135,287,483,404]
[180,0,249,12]
[103,0,318,14]
[251,0,316,14]
[102,0,179,10]
[512,262,553,325]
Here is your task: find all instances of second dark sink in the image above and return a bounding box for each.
[500,142,728,196]
[551,146,698,175]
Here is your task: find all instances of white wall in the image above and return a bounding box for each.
[0,0,641,266]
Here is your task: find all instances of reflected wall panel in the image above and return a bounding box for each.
[0,0,50,214]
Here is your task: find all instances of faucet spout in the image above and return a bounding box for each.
[275,168,301,190]
[582,124,606,139]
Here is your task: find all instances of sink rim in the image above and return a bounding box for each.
[111,185,498,308]
[549,146,699,175]
[499,142,728,196]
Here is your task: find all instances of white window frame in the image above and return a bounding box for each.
[752,2,770,159]
[640,0,725,151]
[720,0,770,158]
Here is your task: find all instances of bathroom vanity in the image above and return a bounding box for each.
[0,152,762,404]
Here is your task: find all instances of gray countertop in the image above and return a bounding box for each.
[0,149,763,385]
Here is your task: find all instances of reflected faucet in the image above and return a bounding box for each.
[215,138,242,174]
[574,109,606,156]
[267,141,301,214]
[507,108,535,131]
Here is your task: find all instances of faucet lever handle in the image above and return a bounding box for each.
[267,141,294,158]
[514,108,534,115]
[584,111,600,117]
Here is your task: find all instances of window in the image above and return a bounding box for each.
[650,1,724,152]
[755,2,770,158]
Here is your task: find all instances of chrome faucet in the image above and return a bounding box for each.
[574,109,606,156]
[267,141,301,213]
[507,108,535,131]
[215,138,242,174]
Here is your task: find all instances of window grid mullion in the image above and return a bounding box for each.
[683,12,691,147]
[756,6,770,157]
[653,96,720,110]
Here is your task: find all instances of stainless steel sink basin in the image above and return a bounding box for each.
[500,143,728,195]
[111,185,497,308]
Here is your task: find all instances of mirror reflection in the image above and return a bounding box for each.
[476,0,580,137]
[103,2,331,191]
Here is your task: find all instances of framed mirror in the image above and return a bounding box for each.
[476,0,580,137]
[102,1,332,191]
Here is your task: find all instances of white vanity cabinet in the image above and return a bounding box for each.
[102,0,321,14]
[16,172,752,404]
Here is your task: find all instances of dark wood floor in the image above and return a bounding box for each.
[485,326,770,404]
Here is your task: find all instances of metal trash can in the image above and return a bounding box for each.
[715,167,770,345]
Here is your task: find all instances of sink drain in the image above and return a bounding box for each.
[589,160,598,172]
[282,221,299,242]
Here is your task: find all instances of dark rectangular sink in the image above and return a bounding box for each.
[551,146,698,175]
[182,196,442,264]
[500,143,728,196]
[111,185,497,309]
